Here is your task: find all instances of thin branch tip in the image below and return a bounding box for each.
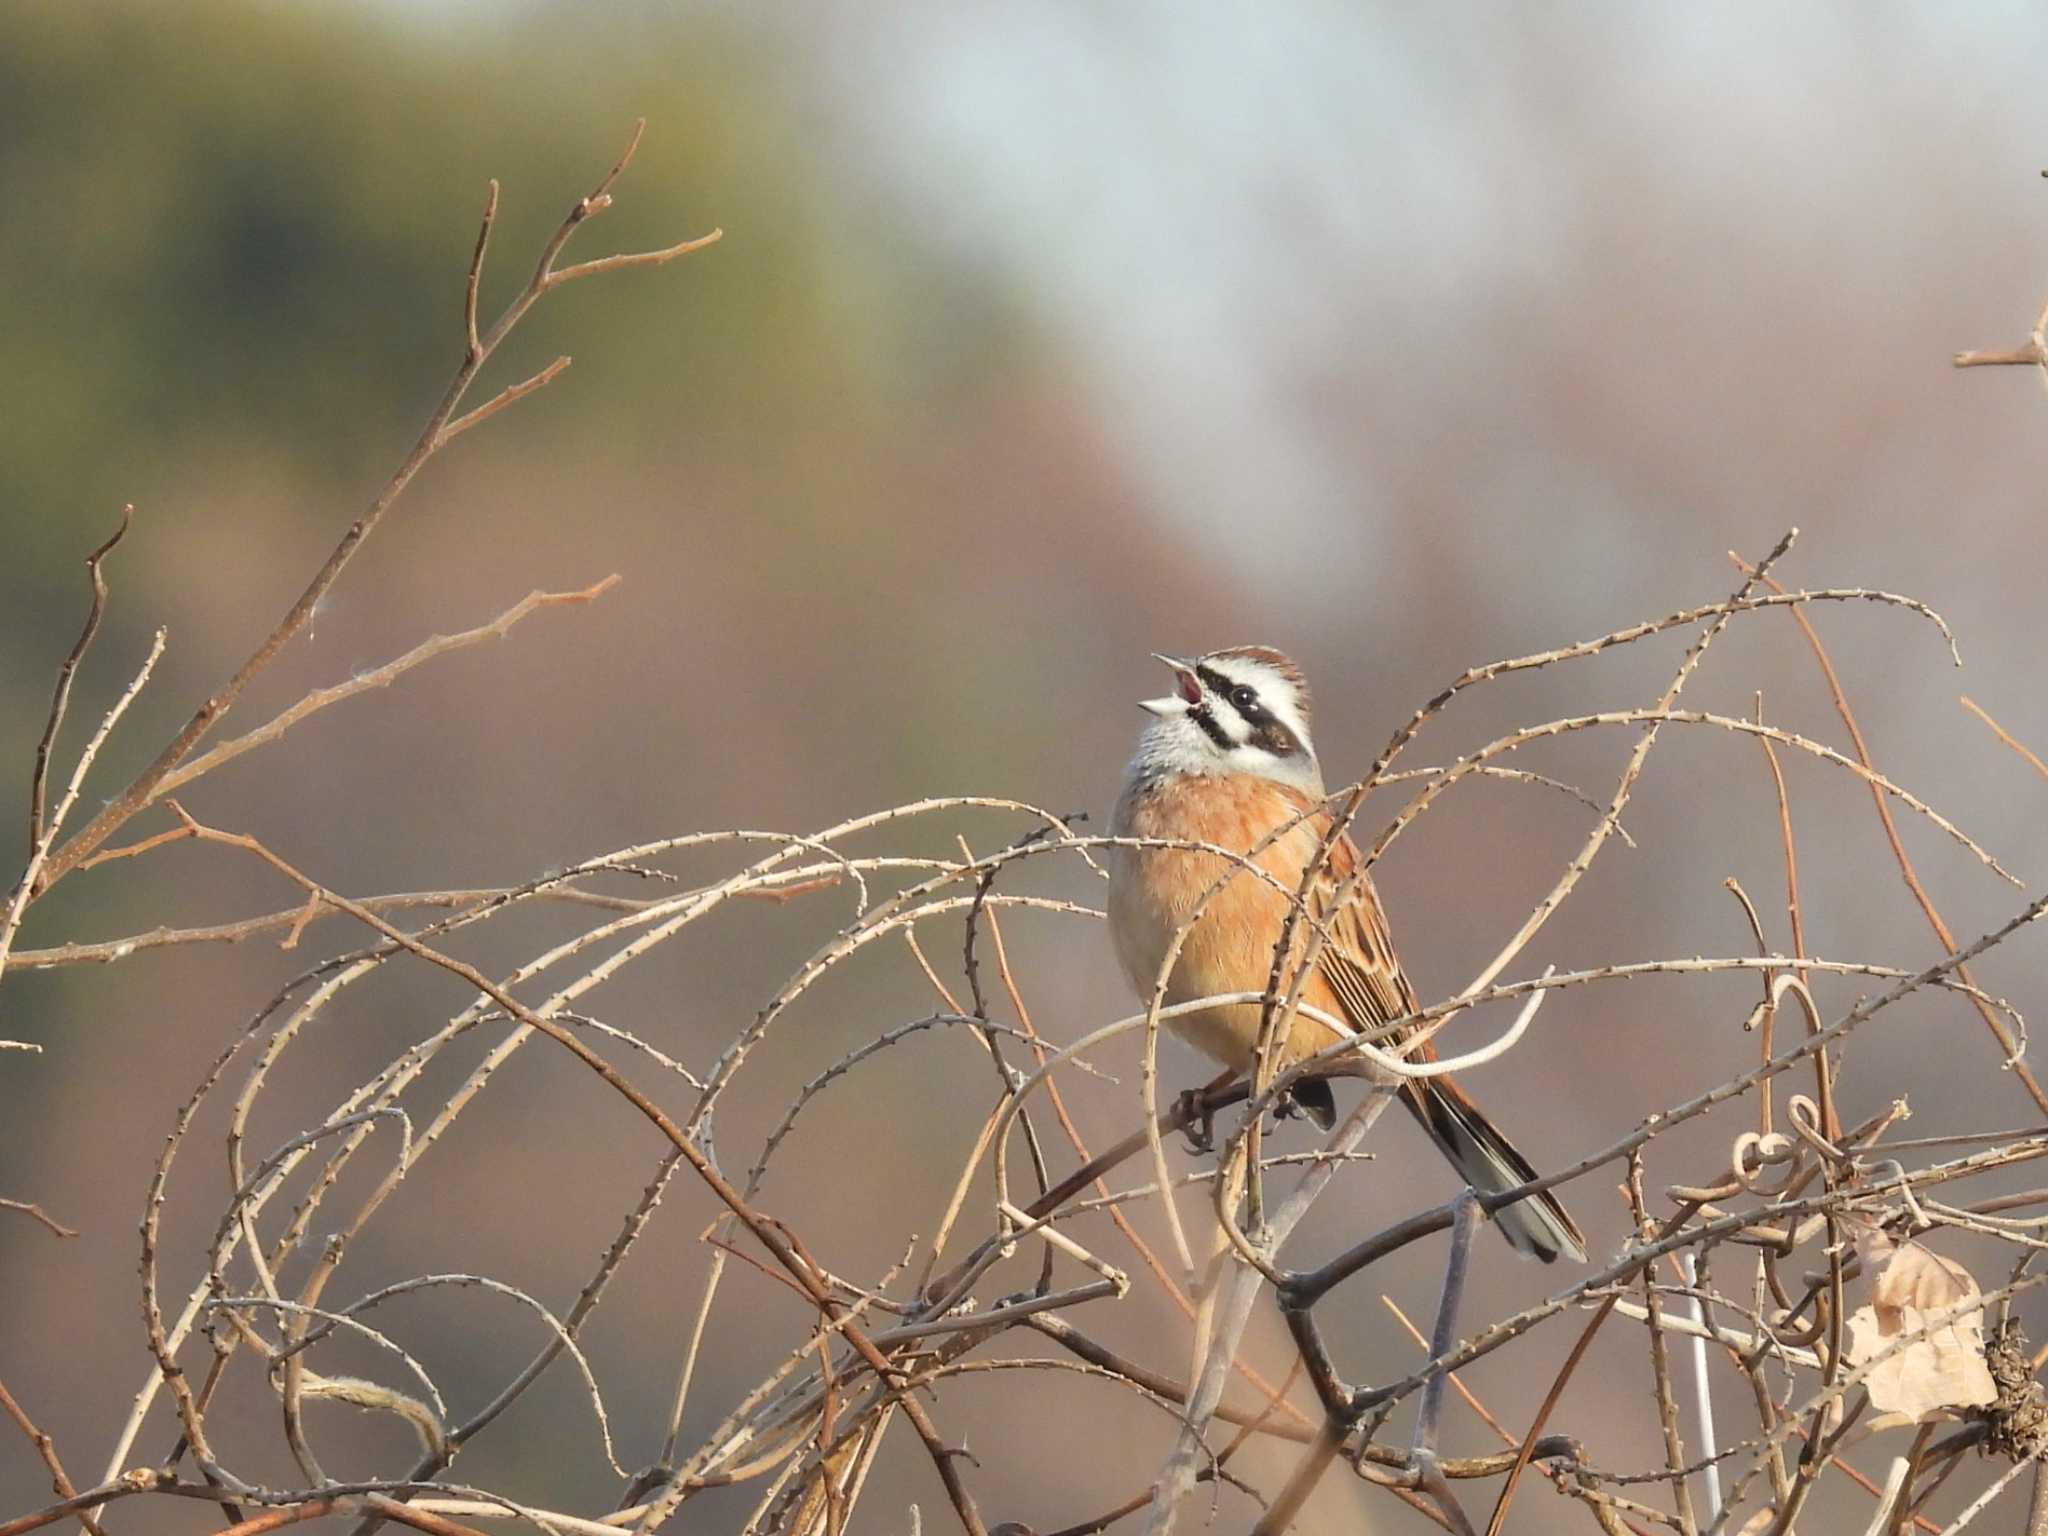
[1954,346,2047,367]
[544,227,723,291]
[96,504,136,556]
[464,182,500,361]
[582,118,649,216]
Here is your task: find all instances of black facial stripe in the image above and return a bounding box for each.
[1200,662,1294,749]
[1190,706,1233,751]
[1194,664,1236,703]
[1191,661,1302,758]
[1247,719,1303,758]
[1200,665,1268,724]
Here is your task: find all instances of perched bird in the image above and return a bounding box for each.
[1106,646,1585,1262]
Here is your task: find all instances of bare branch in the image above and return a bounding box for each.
[546,226,726,290]
[2,628,166,975]
[0,1376,103,1536]
[1961,695,2048,783]
[25,506,131,856]
[152,576,619,801]
[435,355,572,446]
[1735,557,2048,1114]
[463,180,498,364]
[27,125,717,897]
[0,1201,78,1240]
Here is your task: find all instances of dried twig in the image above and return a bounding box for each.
[24,507,131,857]
[1735,557,2048,1114]
[1953,284,2048,374]
[24,124,718,898]
[150,576,621,802]
[1961,695,2048,783]
[0,1201,77,1239]
[13,446,2048,1536]
[0,1377,103,1536]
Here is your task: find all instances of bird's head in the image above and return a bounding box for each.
[1130,645,1322,792]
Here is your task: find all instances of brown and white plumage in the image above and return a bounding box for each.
[1107,646,1585,1263]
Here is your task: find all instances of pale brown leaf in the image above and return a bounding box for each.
[1844,1232,1997,1419]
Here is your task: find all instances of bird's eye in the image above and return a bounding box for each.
[1230,685,1261,713]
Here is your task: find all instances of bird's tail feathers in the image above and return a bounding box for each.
[1413,1082,1586,1264]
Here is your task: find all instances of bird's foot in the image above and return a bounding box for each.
[1176,1088,1216,1154]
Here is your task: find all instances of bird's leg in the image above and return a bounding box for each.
[1177,1068,1239,1154]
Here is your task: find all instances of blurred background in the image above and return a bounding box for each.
[6,3,2048,1532]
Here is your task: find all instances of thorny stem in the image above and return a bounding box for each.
[1630,1157,1699,1536]
[16,488,2048,1536]
[1736,557,2048,1118]
[170,808,989,1536]
[0,1377,104,1536]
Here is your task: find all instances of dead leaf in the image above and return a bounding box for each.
[1844,1234,1996,1419]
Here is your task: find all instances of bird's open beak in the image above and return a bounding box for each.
[1139,653,1204,716]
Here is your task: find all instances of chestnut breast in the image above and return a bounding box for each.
[1108,771,1353,1073]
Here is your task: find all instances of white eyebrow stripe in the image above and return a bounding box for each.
[1202,656,1315,758]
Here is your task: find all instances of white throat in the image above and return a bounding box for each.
[1124,706,1324,795]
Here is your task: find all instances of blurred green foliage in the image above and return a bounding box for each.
[0,1,891,577]
[0,0,1043,950]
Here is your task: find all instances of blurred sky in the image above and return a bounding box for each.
[6,5,2048,1533]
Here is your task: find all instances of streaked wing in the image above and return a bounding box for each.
[1269,794,1572,1261]
[1261,787,1584,1261]
[1271,788,1426,1054]
[1318,872,1423,1050]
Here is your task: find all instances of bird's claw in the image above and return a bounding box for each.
[1176,1088,1216,1154]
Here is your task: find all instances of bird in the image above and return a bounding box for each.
[1105,645,1585,1262]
